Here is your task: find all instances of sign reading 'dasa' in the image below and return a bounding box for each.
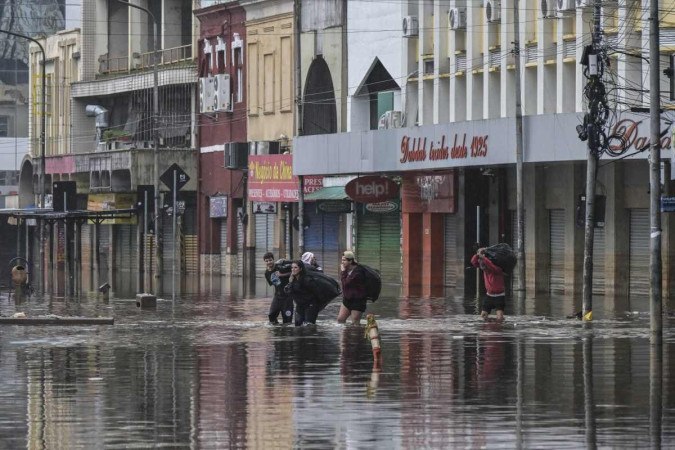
[345,176,399,203]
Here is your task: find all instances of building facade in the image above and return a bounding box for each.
[294,0,675,309]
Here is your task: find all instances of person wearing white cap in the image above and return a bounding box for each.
[301,251,322,272]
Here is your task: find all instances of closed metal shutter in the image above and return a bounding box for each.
[592,226,605,295]
[114,225,136,273]
[220,218,228,274]
[444,214,458,287]
[236,207,244,277]
[629,208,649,302]
[357,209,401,283]
[255,213,275,277]
[184,235,198,273]
[549,209,565,293]
[305,208,341,278]
[80,223,94,279]
[162,213,176,274]
[99,225,111,283]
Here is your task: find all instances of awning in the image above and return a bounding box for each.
[305,186,349,201]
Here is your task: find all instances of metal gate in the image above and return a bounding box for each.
[305,208,340,278]
[220,218,228,274]
[444,214,458,287]
[114,225,136,273]
[254,212,275,277]
[236,207,244,277]
[549,209,565,293]
[592,226,605,295]
[356,208,401,283]
[629,208,649,303]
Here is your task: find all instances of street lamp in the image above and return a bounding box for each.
[0,29,47,294]
[116,0,161,291]
[0,29,46,207]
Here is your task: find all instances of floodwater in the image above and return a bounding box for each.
[0,277,674,449]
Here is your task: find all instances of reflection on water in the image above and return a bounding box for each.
[0,278,674,448]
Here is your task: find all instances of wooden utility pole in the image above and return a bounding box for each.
[513,0,526,310]
[648,0,662,342]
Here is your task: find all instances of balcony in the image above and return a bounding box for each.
[98,44,193,76]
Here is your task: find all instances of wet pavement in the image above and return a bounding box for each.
[0,277,674,449]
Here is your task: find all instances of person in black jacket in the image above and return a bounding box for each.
[284,260,330,326]
[263,252,293,324]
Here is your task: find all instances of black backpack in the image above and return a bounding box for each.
[305,270,342,303]
[484,243,517,273]
[359,264,382,301]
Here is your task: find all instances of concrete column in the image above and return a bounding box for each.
[455,169,468,292]
[422,213,444,298]
[603,162,629,305]
[402,212,422,297]
[524,165,549,296]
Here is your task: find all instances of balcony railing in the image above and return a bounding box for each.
[99,44,193,75]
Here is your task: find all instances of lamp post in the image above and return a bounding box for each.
[0,29,47,293]
[116,0,161,292]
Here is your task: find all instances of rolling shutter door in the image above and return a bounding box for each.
[114,225,136,273]
[99,225,111,283]
[629,209,649,303]
[549,209,565,293]
[220,218,228,274]
[162,213,177,274]
[592,226,605,295]
[304,208,340,277]
[444,214,458,287]
[81,224,92,275]
[357,210,401,283]
[236,207,244,277]
[254,213,275,277]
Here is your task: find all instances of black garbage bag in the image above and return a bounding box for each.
[484,243,517,273]
[359,264,382,301]
[305,270,342,303]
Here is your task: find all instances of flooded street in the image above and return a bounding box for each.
[1,278,674,449]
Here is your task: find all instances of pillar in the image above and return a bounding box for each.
[524,165,549,296]
[402,212,423,297]
[422,212,444,298]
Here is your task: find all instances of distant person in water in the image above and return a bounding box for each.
[263,252,293,324]
[284,260,328,326]
[471,247,505,322]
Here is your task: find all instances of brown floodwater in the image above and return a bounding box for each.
[0,277,673,449]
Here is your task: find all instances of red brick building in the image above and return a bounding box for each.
[195,3,247,274]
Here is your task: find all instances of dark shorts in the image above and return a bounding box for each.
[343,297,367,313]
[482,295,505,314]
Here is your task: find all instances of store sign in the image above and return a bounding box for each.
[209,196,227,218]
[248,154,322,202]
[317,200,352,214]
[253,202,277,214]
[365,201,399,213]
[401,171,456,214]
[399,134,489,165]
[345,176,399,203]
[608,118,671,154]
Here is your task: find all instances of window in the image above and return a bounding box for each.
[234,47,243,103]
[0,117,7,137]
[263,53,274,113]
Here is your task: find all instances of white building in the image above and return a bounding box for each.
[294,0,675,309]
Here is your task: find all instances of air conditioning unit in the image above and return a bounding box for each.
[540,0,557,17]
[576,0,591,7]
[199,77,216,113]
[214,73,232,112]
[485,0,501,23]
[378,110,403,130]
[448,7,466,30]
[403,16,419,37]
[557,0,575,12]
[224,142,249,170]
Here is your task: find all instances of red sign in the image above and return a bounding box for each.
[345,176,399,203]
[247,154,322,202]
[399,133,489,164]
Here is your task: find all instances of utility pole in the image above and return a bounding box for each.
[513,0,525,311]
[294,0,304,257]
[648,0,662,342]
[581,0,604,320]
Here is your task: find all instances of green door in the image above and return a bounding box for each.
[356,208,401,284]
